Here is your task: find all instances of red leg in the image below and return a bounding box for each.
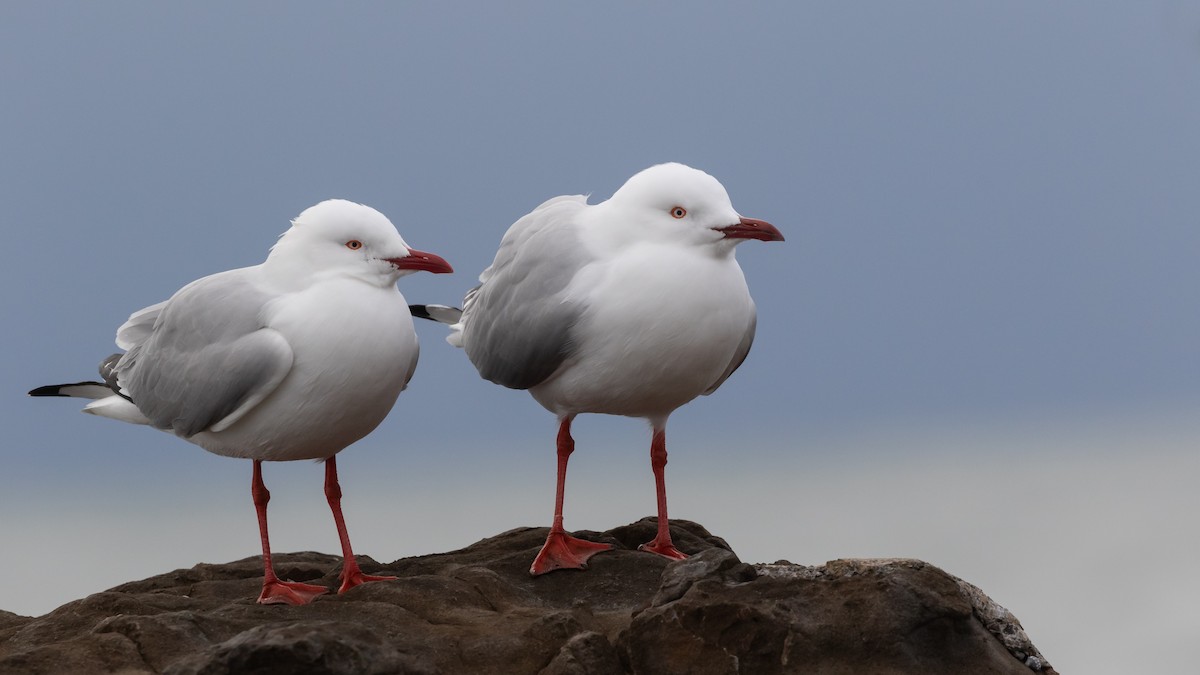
[253,460,328,605]
[325,456,396,594]
[638,427,687,560]
[530,416,613,575]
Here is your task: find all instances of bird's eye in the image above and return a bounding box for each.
[670,206,687,219]
[345,240,363,250]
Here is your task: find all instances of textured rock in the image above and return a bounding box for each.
[0,519,1054,675]
[621,556,1056,675]
[164,621,428,675]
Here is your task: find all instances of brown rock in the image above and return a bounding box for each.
[0,519,1054,675]
[0,613,28,634]
[540,631,624,675]
[620,555,1056,675]
[164,621,429,675]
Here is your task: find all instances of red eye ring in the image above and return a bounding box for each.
[345,240,363,250]
[670,206,687,219]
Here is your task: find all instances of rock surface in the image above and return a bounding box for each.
[0,519,1055,674]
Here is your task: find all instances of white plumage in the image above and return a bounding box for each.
[32,199,453,604]
[432,163,784,574]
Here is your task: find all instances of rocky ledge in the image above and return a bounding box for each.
[0,519,1055,674]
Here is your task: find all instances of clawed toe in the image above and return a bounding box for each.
[531,530,614,575]
[338,569,397,594]
[258,579,329,605]
[638,539,688,560]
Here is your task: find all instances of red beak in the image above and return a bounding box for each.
[717,217,785,242]
[385,248,454,274]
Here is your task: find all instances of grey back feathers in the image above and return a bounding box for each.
[116,301,166,350]
[461,196,590,390]
[116,269,294,438]
[99,353,129,400]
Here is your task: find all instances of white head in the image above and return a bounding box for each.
[266,199,452,286]
[599,163,784,251]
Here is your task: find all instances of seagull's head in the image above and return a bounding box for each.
[604,163,784,252]
[269,199,452,286]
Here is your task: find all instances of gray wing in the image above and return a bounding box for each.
[703,308,757,395]
[102,300,168,397]
[116,268,294,437]
[462,195,591,390]
[116,300,167,350]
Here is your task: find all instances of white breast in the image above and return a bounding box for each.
[531,244,753,420]
[193,279,417,461]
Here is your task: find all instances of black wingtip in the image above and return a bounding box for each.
[409,304,436,321]
[28,381,106,397]
[409,304,464,322]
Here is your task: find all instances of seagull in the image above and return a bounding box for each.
[30,199,453,605]
[413,163,783,575]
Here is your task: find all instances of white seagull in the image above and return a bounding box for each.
[31,199,453,605]
[414,163,783,575]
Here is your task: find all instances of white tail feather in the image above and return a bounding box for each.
[83,396,152,426]
[420,304,463,324]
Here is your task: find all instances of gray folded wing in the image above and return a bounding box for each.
[704,309,757,395]
[116,269,294,438]
[116,300,167,350]
[462,195,591,390]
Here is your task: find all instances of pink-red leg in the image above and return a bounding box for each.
[324,456,396,594]
[530,416,613,575]
[637,427,687,560]
[253,460,329,605]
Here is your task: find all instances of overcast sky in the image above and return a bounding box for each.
[2,3,1199,673]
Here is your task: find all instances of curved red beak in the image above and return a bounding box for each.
[717,217,785,242]
[385,248,453,274]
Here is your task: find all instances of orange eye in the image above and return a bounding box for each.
[345,240,363,250]
[670,206,687,219]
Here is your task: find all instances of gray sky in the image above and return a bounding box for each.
[2,3,1199,673]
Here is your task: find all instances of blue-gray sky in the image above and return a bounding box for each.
[3,3,1198,673]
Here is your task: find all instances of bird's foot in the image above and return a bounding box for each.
[530,530,614,576]
[638,538,688,561]
[337,567,398,594]
[257,579,329,605]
